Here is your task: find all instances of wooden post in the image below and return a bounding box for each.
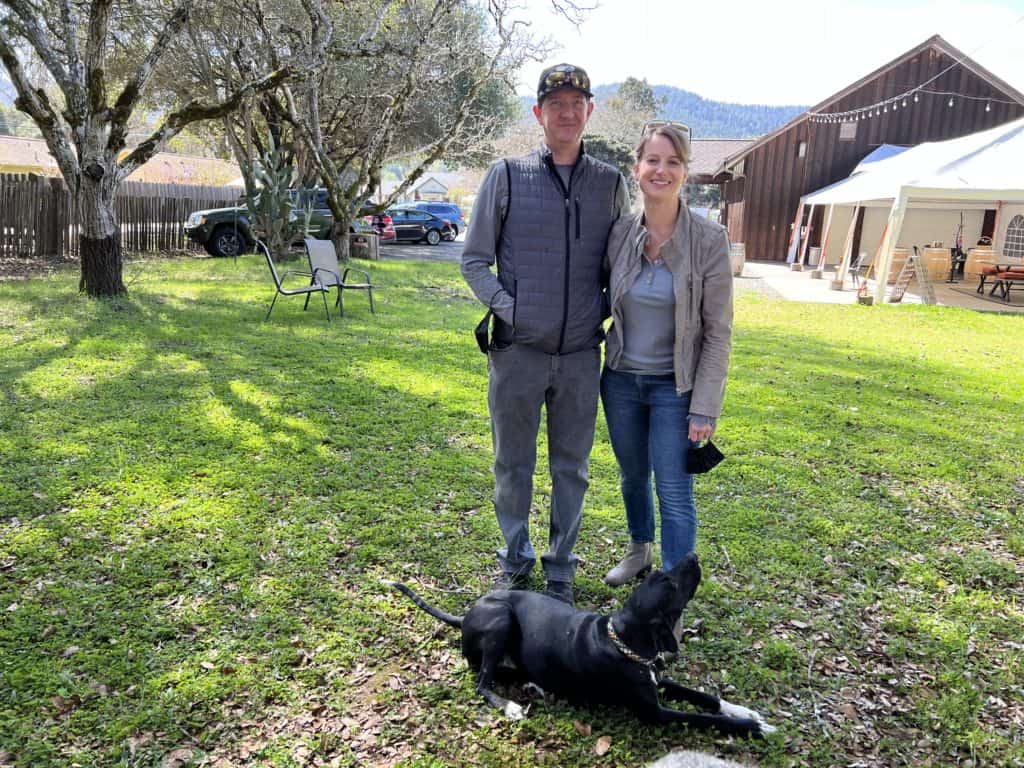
[785,202,804,264]
[832,204,861,290]
[812,204,835,278]
[873,191,909,304]
[794,204,815,271]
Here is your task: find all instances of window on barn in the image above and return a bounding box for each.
[839,122,857,141]
[1005,215,1024,259]
[797,141,807,158]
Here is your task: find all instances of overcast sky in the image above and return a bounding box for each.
[513,0,1024,106]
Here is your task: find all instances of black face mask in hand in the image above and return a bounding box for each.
[686,440,725,474]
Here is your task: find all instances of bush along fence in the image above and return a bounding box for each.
[0,173,240,259]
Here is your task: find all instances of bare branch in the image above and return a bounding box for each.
[108,1,194,151]
[118,65,292,178]
[0,21,78,181]
[83,0,115,114]
[1,0,73,91]
[545,0,598,26]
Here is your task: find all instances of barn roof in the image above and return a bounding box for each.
[715,35,1024,176]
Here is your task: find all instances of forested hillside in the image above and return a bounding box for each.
[520,85,806,139]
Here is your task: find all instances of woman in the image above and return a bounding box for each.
[601,121,733,585]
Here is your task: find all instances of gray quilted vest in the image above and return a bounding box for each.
[492,147,623,354]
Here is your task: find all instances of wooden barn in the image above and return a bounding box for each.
[715,35,1024,262]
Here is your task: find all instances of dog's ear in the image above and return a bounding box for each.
[650,617,680,655]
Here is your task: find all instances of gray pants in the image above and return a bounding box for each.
[487,343,601,583]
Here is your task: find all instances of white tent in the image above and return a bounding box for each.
[798,117,1024,301]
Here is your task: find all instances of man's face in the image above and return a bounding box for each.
[532,88,593,152]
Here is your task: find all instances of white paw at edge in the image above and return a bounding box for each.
[504,700,527,721]
[720,699,778,735]
[719,700,758,721]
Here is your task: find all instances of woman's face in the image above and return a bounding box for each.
[634,133,687,203]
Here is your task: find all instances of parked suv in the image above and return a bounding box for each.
[184,189,374,258]
[395,201,466,238]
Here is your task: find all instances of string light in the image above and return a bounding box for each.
[805,87,1019,124]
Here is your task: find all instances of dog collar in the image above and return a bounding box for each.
[607,619,659,669]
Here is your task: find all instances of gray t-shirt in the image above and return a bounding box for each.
[616,257,675,374]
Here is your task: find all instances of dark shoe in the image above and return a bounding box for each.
[544,580,574,606]
[492,571,530,591]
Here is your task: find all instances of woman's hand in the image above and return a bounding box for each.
[688,417,716,443]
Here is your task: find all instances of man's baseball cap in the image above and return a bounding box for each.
[537,63,593,102]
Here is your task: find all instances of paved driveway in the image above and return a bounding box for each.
[379,233,463,263]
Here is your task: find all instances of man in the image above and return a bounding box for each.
[461,63,630,605]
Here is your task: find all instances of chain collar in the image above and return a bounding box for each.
[606,619,660,670]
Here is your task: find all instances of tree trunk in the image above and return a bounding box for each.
[79,234,126,297]
[77,166,127,297]
[331,217,352,261]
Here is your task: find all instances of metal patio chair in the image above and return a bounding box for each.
[256,239,332,322]
[303,238,375,317]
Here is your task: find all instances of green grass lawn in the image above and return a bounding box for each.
[1,254,1022,768]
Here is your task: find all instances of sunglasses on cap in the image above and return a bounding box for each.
[642,120,692,141]
[538,64,593,101]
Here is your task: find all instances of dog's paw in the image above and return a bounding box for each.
[756,720,778,736]
[718,700,758,721]
[504,700,528,721]
[720,700,777,736]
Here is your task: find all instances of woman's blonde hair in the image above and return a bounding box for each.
[635,124,692,170]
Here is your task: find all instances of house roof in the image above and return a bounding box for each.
[125,152,240,185]
[716,35,1024,175]
[689,139,755,180]
[0,136,61,173]
[0,135,240,185]
[415,175,448,193]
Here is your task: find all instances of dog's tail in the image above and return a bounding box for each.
[384,581,463,629]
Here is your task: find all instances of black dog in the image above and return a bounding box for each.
[388,553,775,738]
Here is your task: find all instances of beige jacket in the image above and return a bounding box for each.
[604,206,733,418]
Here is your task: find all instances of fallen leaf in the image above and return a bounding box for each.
[128,732,152,756]
[161,747,195,768]
[594,735,612,756]
[573,720,592,736]
[61,645,80,657]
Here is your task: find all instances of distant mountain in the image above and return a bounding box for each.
[520,84,807,140]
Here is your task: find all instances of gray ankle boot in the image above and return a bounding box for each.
[604,542,653,586]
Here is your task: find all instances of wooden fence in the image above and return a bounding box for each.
[0,173,240,259]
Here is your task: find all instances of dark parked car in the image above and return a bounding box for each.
[184,189,374,257]
[395,202,466,237]
[386,208,455,245]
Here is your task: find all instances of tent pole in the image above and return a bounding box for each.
[786,202,804,264]
[796,204,815,269]
[832,204,860,289]
[873,191,909,304]
[992,201,1003,251]
[817,204,835,272]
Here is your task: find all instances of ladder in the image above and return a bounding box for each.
[890,247,936,305]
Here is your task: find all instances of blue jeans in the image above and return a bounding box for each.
[600,367,697,571]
